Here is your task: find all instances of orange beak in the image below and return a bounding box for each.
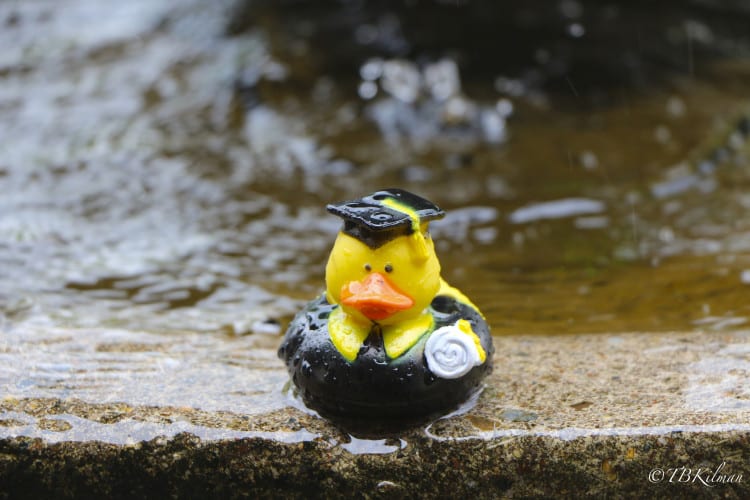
[340,272,414,321]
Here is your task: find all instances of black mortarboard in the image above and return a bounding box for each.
[327,189,445,249]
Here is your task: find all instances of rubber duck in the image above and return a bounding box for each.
[278,189,493,420]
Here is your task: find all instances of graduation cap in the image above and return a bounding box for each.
[327,189,445,250]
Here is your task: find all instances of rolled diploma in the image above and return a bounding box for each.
[424,323,482,379]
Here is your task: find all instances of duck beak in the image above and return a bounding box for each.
[340,272,414,321]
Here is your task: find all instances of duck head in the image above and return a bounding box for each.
[325,189,444,326]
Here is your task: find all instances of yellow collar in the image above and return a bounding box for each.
[328,307,434,362]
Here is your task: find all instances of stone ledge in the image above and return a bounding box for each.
[1,329,750,497]
[1,431,747,498]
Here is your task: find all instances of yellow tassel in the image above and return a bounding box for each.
[382,198,429,262]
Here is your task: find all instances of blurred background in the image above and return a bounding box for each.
[2,0,750,339]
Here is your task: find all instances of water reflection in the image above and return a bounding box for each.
[0,325,286,413]
[0,410,321,445]
[1,0,750,343]
[508,198,605,224]
[361,57,510,146]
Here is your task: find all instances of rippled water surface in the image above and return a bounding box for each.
[2,0,750,421]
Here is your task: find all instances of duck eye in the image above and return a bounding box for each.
[384,264,393,273]
[364,264,372,272]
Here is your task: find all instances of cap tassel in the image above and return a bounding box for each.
[410,229,429,262]
[381,197,430,263]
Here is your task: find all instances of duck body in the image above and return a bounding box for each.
[278,189,493,420]
[279,288,493,418]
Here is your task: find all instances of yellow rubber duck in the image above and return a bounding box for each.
[278,189,493,419]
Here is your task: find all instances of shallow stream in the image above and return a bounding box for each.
[2,0,750,431]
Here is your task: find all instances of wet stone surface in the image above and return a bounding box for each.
[2,327,750,496]
[2,0,750,496]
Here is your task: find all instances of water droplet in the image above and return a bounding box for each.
[480,109,506,143]
[376,480,401,492]
[654,125,672,144]
[358,81,377,100]
[423,59,461,101]
[381,60,421,103]
[567,23,585,38]
[494,76,525,97]
[495,98,514,118]
[666,96,686,117]
[359,58,383,81]
[580,151,598,170]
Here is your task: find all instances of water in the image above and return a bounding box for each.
[2,0,750,436]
